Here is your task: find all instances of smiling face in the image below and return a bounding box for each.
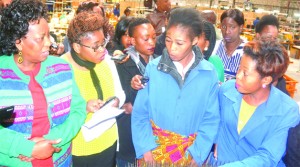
[120,30,131,49]
[17,18,51,64]
[165,25,198,67]
[131,23,156,57]
[75,30,106,64]
[221,17,243,43]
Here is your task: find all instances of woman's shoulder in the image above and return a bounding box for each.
[46,55,69,64]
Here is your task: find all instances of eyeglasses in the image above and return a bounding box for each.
[78,40,108,52]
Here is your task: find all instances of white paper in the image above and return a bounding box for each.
[81,102,124,142]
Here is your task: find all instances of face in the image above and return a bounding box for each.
[258,25,279,39]
[120,30,131,49]
[76,30,106,64]
[221,17,243,43]
[156,0,171,12]
[165,25,197,66]
[131,23,156,57]
[197,32,209,53]
[235,55,264,94]
[17,18,51,64]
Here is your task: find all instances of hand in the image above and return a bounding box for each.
[189,159,198,167]
[49,43,64,56]
[122,102,133,114]
[56,43,65,55]
[143,151,155,164]
[111,97,120,108]
[87,99,104,113]
[213,144,218,160]
[112,50,129,64]
[31,138,61,160]
[18,155,34,162]
[131,75,144,90]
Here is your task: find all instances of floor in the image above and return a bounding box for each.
[285,57,300,107]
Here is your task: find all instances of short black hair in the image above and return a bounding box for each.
[128,17,150,37]
[124,7,131,14]
[167,7,203,40]
[0,0,48,55]
[220,9,244,26]
[255,15,279,33]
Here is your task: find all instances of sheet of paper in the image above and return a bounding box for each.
[81,104,124,142]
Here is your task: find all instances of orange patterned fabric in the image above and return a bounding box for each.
[139,120,197,166]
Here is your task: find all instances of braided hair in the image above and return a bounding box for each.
[202,21,216,60]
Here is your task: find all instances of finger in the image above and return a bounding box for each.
[30,137,45,142]
[54,147,62,153]
[49,138,62,145]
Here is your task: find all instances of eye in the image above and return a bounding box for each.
[36,36,45,42]
[165,39,171,43]
[221,25,226,29]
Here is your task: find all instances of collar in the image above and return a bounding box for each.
[173,52,195,80]
[157,46,204,88]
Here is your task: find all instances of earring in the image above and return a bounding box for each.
[204,46,208,51]
[262,84,266,88]
[17,51,23,64]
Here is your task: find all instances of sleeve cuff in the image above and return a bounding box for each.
[13,138,35,157]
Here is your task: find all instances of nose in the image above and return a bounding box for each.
[225,27,231,34]
[149,38,155,46]
[236,69,242,80]
[170,43,177,51]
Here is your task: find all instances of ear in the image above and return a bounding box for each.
[255,33,260,38]
[239,24,244,33]
[262,76,273,87]
[131,37,136,46]
[192,36,199,46]
[15,39,22,51]
[72,43,81,54]
[205,40,210,48]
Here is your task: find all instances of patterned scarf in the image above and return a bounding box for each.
[139,120,197,166]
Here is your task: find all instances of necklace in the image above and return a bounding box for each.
[224,39,242,56]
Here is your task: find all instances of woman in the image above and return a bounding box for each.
[197,21,224,82]
[61,11,125,167]
[115,17,156,167]
[132,8,220,166]
[212,9,246,81]
[110,17,134,53]
[63,1,115,54]
[0,0,86,166]
[213,37,300,166]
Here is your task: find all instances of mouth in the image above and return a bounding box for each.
[224,37,231,41]
[148,48,155,52]
[99,53,105,60]
[42,51,49,57]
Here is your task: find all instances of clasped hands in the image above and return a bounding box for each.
[18,137,61,162]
